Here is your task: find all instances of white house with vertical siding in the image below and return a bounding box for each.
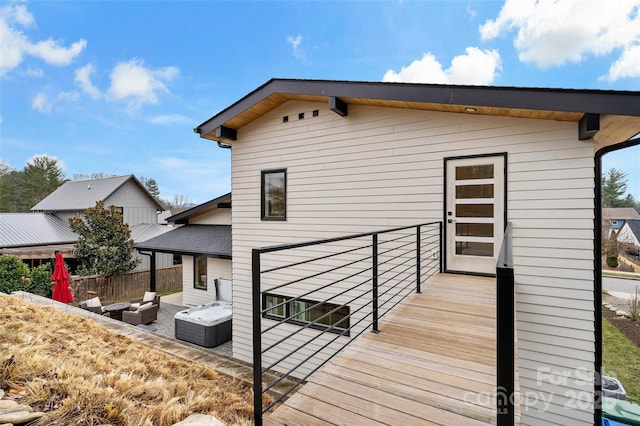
[135,193,232,306]
[194,79,640,425]
[30,174,167,270]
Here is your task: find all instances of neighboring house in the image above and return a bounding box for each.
[0,213,79,268]
[603,207,640,236]
[135,193,232,306]
[1,175,169,272]
[194,79,640,425]
[618,219,640,248]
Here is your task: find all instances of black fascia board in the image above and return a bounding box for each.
[167,192,231,223]
[134,247,232,259]
[195,79,640,138]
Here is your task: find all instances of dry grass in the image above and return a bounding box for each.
[0,294,263,425]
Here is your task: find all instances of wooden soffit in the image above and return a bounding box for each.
[594,115,640,152]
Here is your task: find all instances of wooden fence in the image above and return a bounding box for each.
[70,265,182,304]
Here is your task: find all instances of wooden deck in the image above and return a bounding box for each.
[265,273,499,426]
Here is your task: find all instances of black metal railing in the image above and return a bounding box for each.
[252,222,442,425]
[496,222,514,426]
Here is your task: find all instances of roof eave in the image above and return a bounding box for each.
[194,79,640,143]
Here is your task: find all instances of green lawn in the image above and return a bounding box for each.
[602,317,640,403]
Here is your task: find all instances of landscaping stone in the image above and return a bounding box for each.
[0,388,43,425]
[0,400,33,413]
[172,413,225,426]
[0,410,44,424]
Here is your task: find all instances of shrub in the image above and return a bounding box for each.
[0,256,53,297]
[27,263,53,298]
[0,255,30,294]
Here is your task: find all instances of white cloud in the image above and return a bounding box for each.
[480,0,640,78]
[287,35,305,59]
[24,38,87,66]
[106,59,179,109]
[24,68,43,77]
[0,3,86,76]
[605,44,640,81]
[466,4,477,20]
[149,114,192,125]
[32,92,51,113]
[382,47,501,85]
[31,90,79,114]
[75,63,101,99]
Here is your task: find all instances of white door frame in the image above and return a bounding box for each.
[444,153,507,275]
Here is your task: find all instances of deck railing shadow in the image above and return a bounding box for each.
[251,222,442,425]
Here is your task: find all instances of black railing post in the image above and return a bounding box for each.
[416,225,422,293]
[496,223,514,426]
[372,233,379,333]
[252,249,263,426]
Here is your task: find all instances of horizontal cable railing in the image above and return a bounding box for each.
[252,222,442,425]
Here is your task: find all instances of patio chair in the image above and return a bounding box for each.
[130,291,160,310]
[79,296,113,315]
[122,302,158,325]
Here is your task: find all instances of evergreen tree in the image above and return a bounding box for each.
[69,201,139,276]
[22,155,67,208]
[143,177,160,199]
[602,168,636,208]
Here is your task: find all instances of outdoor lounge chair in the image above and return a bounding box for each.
[79,297,113,315]
[122,302,158,325]
[130,291,160,310]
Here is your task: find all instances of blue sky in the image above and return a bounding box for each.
[1,0,639,205]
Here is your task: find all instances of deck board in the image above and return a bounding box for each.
[264,273,500,426]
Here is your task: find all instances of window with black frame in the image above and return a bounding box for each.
[263,293,350,335]
[261,169,286,220]
[194,256,207,290]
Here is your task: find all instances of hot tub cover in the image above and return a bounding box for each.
[174,301,232,327]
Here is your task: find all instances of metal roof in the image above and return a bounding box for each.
[135,224,231,258]
[129,223,173,243]
[31,175,164,212]
[0,213,78,248]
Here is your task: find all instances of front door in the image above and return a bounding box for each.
[445,154,505,275]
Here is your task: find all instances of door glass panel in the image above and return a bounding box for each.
[456,242,493,257]
[456,204,493,217]
[456,164,494,180]
[456,184,494,199]
[456,223,494,237]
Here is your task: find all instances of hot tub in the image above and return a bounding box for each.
[174,301,232,348]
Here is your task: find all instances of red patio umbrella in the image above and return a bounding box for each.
[52,252,73,303]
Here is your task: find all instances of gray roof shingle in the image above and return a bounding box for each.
[135,224,231,258]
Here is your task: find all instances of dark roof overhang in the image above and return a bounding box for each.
[167,192,231,224]
[194,78,640,144]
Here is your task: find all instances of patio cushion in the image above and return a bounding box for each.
[85,297,102,308]
[142,291,157,302]
[137,302,153,312]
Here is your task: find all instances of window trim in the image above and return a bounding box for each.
[193,256,208,290]
[262,293,350,336]
[261,169,287,221]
